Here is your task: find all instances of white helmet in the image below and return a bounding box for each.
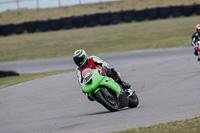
[73,49,88,67]
[196,24,200,33]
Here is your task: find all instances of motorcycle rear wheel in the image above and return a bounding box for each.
[95,88,119,112]
[128,91,139,108]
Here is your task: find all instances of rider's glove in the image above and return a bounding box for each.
[101,66,108,76]
[104,66,113,76]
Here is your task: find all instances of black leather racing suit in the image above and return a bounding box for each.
[191,32,200,56]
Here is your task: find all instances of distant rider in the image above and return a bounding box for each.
[73,49,133,101]
[191,24,200,56]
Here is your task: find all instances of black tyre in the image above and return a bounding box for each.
[128,91,139,108]
[95,88,119,112]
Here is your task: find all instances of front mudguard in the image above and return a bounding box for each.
[89,84,120,102]
[100,77,121,97]
[83,73,121,102]
[88,86,118,102]
[87,88,101,101]
[95,87,119,112]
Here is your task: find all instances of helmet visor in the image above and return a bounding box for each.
[73,54,87,67]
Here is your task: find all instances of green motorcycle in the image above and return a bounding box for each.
[82,68,139,112]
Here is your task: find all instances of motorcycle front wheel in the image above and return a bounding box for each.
[95,88,119,112]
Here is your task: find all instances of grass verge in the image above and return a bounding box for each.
[0,70,73,89]
[112,116,200,133]
[0,15,199,62]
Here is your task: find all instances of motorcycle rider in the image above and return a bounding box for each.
[191,24,200,57]
[73,49,133,101]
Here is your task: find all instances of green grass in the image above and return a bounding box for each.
[0,70,73,89]
[0,0,199,25]
[0,0,199,62]
[112,116,200,133]
[0,15,199,62]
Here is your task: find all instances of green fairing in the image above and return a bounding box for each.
[82,69,121,101]
[100,77,121,97]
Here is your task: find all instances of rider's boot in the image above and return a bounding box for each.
[117,80,133,96]
[121,80,131,89]
[122,81,133,96]
[105,67,133,96]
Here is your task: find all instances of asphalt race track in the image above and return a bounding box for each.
[0,47,200,133]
